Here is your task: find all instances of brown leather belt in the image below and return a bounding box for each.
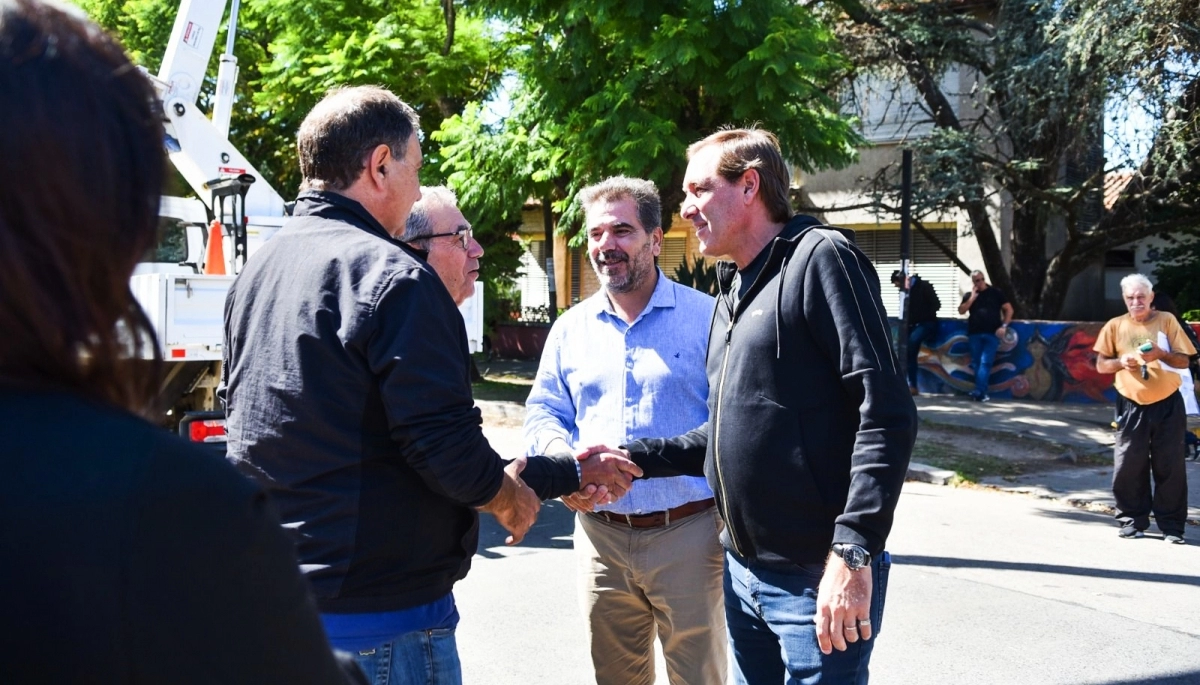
[587,497,716,529]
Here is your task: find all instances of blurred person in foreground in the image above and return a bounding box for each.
[0,1,365,682]
[1094,274,1196,544]
[220,88,640,683]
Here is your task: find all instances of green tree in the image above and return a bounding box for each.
[435,92,568,325]
[438,0,861,240]
[827,0,1200,319]
[77,0,528,312]
[76,0,508,197]
[1151,232,1200,314]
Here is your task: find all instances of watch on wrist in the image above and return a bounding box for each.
[831,543,872,572]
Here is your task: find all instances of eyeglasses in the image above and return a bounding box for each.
[413,226,473,250]
[971,277,985,283]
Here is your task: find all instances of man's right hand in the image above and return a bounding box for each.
[576,445,642,503]
[479,457,540,545]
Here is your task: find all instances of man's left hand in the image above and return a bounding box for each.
[815,552,873,655]
[1141,346,1166,363]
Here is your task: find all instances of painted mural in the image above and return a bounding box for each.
[897,320,1200,404]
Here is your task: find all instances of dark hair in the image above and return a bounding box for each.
[297,85,420,192]
[1152,290,1179,318]
[577,176,662,233]
[687,128,793,224]
[0,0,165,413]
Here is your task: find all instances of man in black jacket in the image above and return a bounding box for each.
[891,270,941,395]
[220,86,638,684]
[592,128,915,684]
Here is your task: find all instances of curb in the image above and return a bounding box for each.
[486,399,964,489]
[906,462,958,485]
[481,398,1195,525]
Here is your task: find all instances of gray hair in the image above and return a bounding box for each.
[1120,273,1154,295]
[577,176,661,233]
[970,269,985,279]
[403,186,459,241]
[297,85,420,192]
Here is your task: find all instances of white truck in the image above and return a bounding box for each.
[133,0,482,445]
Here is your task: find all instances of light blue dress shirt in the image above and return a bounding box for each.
[524,270,714,515]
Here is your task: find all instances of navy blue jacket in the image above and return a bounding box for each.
[221,192,575,613]
[626,216,916,566]
[0,387,361,683]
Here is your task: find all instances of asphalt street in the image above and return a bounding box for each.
[456,424,1200,685]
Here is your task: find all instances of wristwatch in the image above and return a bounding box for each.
[831,543,872,572]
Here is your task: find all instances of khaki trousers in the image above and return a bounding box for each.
[576,506,727,685]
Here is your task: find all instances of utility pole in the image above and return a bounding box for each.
[898,149,913,379]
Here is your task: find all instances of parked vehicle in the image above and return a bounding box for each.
[133,0,481,449]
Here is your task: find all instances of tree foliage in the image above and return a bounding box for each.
[76,0,526,321]
[1151,232,1200,314]
[438,0,861,239]
[828,0,1200,319]
[76,0,507,195]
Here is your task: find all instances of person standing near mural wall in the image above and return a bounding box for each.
[1150,291,1200,416]
[892,271,941,396]
[1094,274,1196,544]
[957,270,1013,402]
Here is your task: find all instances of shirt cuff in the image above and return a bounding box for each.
[574,458,582,488]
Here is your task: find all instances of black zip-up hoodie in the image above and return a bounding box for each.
[625,215,916,567]
[221,192,577,613]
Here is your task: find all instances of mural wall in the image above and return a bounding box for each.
[899,320,1200,404]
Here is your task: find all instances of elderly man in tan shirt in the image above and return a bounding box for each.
[1094,274,1197,544]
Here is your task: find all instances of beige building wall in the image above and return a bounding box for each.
[513,207,711,311]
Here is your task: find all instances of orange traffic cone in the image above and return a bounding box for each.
[204,220,226,275]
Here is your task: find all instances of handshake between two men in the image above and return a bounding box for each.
[480,445,641,545]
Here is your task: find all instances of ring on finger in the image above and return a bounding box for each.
[858,618,872,627]
[843,626,859,632]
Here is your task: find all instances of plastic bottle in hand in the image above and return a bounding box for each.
[1138,341,1154,380]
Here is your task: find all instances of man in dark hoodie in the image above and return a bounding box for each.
[591,128,916,684]
[891,270,941,395]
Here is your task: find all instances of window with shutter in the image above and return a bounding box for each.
[659,237,689,281]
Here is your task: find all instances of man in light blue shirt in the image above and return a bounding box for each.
[524,177,726,685]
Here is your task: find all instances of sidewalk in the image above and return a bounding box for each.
[480,391,1200,525]
[912,394,1200,526]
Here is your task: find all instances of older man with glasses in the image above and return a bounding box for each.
[403,187,484,306]
[957,270,1013,402]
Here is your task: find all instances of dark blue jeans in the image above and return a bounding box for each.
[967,333,999,397]
[353,628,461,685]
[725,551,891,685]
[907,321,938,389]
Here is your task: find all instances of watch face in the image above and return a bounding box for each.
[840,545,868,569]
